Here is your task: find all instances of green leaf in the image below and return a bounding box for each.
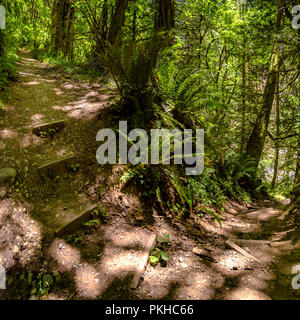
[149,256,159,264]
[160,251,169,261]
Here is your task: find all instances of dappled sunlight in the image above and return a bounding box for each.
[19,133,42,148]
[223,287,271,300]
[176,271,222,299]
[61,83,75,90]
[215,252,249,275]
[247,208,282,221]
[0,199,42,269]
[55,148,71,157]
[100,249,142,275]
[221,219,257,234]
[53,88,64,96]
[23,80,42,86]
[30,113,45,124]
[0,129,17,139]
[75,264,102,298]
[49,239,81,271]
[239,268,273,291]
[18,71,36,77]
[61,91,109,120]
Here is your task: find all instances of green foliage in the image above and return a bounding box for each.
[0,52,18,90]
[31,273,54,297]
[66,234,83,246]
[149,248,169,267]
[149,233,171,267]
[157,233,172,248]
[82,219,100,231]
[93,205,109,222]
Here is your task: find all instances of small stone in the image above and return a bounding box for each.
[178,257,184,262]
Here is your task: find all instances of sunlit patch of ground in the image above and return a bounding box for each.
[246,208,282,221]
[0,199,42,269]
[49,239,81,272]
[52,91,111,120]
[0,128,18,139]
[19,133,42,148]
[224,287,271,300]
[23,81,42,86]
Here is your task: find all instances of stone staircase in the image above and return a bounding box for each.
[31,120,98,237]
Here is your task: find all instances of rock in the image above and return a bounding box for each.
[0,189,6,199]
[0,168,17,184]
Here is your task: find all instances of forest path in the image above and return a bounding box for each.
[213,201,300,300]
[0,51,299,300]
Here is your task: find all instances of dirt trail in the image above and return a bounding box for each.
[0,51,299,300]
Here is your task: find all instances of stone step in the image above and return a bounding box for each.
[36,195,99,236]
[32,120,66,137]
[55,204,98,237]
[38,154,76,177]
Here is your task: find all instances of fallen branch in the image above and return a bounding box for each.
[130,233,157,289]
[225,240,261,264]
[233,239,271,245]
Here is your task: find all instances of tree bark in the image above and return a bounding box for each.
[51,0,75,60]
[293,119,300,203]
[271,58,281,188]
[107,0,129,46]
[243,1,283,180]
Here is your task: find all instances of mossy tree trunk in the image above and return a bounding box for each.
[51,0,75,61]
[271,60,281,189]
[107,0,129,46]
[293,127,300,204]
[243,0,283,180]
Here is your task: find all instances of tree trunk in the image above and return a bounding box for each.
[107,0,129,46]
[243,1,283,180]
[51,0,75,60]
[271,59,281,188]
[240,35,247,153]
[293,120,300,203]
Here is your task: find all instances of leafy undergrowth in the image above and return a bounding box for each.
[32,49,107,82]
